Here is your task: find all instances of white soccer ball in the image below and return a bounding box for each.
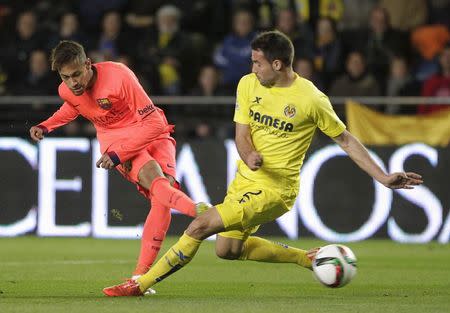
[312,244,357,288]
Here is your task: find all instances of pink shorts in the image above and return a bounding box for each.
[115,137,177,197]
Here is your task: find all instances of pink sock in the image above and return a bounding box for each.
[134,199,171,275]
[149,177,196,217]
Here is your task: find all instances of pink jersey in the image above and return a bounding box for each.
[39,62,173,164]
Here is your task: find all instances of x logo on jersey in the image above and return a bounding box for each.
[252,96,262,104]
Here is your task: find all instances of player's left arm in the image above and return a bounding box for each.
[309,92,423,190]
[332,130,423,189]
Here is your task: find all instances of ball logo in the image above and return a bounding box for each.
[284,105,296,118]
[96,98,112,110]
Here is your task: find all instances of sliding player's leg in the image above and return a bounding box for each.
[102,178,291,296]
[216,232,316,269]
[103,205,224,296]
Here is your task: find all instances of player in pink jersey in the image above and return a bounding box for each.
[29,41,207,289]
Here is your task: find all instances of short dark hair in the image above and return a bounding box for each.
[251,31,294,67]
[50,40,86,71]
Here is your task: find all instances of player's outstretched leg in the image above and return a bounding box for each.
[103,206,223,296]
[149,176,198,217]
[137,161,197,217]
[217,236,318,269]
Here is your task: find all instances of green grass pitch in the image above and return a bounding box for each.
[1,237,449,313]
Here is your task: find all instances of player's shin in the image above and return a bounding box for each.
[134,200,171,275]
[150,177,196,217]
[137,232,202,291]
[239,236,312,269]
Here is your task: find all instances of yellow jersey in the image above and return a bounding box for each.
[233,73,346,192]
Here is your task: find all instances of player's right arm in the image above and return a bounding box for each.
[235,123,263,171]
[234,75,262,171]
[29,101,79,142]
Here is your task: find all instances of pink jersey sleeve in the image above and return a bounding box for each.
[38,101,79,133]
[118,64,156,121]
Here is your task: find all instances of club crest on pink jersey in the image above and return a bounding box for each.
[96,98,112,110]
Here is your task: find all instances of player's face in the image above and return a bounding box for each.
[59,59,92,96]
[251,49,278,87]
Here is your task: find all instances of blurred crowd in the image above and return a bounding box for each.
[0,0,449,138]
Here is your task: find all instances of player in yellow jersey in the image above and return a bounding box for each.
[103,31,424,296]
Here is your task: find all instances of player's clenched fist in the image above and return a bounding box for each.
[96,153,115,169]
[29,126,45,141]
[246,151,263,171]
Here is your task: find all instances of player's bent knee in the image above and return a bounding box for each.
[185,216,212,240]
[138,160,164,189]
[215,247,241,260]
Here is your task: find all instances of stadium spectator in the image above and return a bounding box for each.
[364,6,409,92]
[171,0,228,42]
[78,0,127,32]
[137,5,194,95]
[232,0,288,31]
[271,0,345,27]
[294,57,324,90]
[190,65,228,96]
[11,49,57,95]
[214,9,256,93]
[47,12,89,51]
[329,51,380,98]
[1,10,45,88]
[385,56,421,114]
[379,0,428,32]
[314,17,343,90]
[312,0,345,23]
[124,0,162,31]
[90,10,131,62]
[387,57,420,96]
[31,0,76,33]
[275,9,314,60]
[339,0,377,31]
[418,45,450,114]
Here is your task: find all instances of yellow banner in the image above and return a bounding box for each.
[346,100,450,147]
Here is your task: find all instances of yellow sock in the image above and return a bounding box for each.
[137,233,202,292]
[238,236,312,269]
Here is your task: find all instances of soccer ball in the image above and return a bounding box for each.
[312,244,357,288]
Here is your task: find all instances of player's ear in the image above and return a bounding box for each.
[85,58,92,69]
[272,60,282,71]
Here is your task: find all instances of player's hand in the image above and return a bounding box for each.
[29,126,45,141]
[96,153,115,169]
[382,172,423,189]
[122,160,132,173]
[246,151,263,171]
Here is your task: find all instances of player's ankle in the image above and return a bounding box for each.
[133,265,149,276]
